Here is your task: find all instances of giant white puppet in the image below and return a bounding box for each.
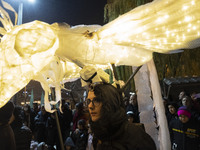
[0,0,200,149]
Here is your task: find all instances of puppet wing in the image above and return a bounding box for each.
[96,0,200,66]
[56,0,200,67]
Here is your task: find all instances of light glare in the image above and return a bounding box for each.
[28,0,35,3]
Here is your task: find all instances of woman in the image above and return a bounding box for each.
[86,82,156,150]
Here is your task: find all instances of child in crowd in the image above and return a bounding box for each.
[169,106,200,150]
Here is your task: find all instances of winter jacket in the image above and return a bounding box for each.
[169,118,200,150]
[0,124,16,150]
[12,125,32,150]
[96,121,156,150]
[71,129,88,150]
[34,111,49,142]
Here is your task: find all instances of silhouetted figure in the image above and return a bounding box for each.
[0,101,16,150]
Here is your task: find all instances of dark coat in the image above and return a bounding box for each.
[0,101,16,150]
[169,118,200,150]
[34,111,49,142]
[12,125,32,150]
[96,121,156,150]
[0,124,16,150]
[11,111,32,150]
[166,112,178,126]
[71,129,88,150]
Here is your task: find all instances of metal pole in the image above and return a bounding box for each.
[17,2,23,25]
[54,110,65,150]
[51,88,65,150]
[121,65,142,91]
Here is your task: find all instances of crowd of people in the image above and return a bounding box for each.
[1,85,200,150]
[164,90,200,150]
[2,72,200,150]
[0,82,157,150]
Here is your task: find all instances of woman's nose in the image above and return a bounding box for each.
[88,102,94,110]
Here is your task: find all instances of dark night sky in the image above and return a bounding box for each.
[3,0,107,26]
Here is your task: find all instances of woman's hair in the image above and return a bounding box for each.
[89,82,127,140]
[92,82,125,113]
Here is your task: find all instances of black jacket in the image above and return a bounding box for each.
[71,129,88,150]
[12,125,32,150]
[96,121,156,150]
[0,124,16,150]
[169,118,200,150]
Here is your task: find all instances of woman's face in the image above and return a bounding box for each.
[87,91,102,122]
[168,105,176,114]
[182,97,190,107]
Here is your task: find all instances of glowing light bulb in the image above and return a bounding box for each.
[182,5,189,10]
[193,26,196,30]
[185,16,192,22]
[191,1,195,5]
[7,75,13,80]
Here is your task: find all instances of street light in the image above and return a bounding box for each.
[17,0,35,25]
[17,2,23,25]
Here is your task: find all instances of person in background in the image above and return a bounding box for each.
[0,101,16,150]
[126,111,137,123]
[181,95,199,120]
[181,96,193,108]
[126,93,140,123]
[10,105,32,150]
[60,102,73,140]
[177,90,186,107]
[30,102,39,139]
[123,97,129,109]
[23,104,31,128]
[169,106,200,150]
[86,82,156,150]
[46,113,58,150]
[166,102,178,126]
[34,104,49,143]
[64,137,75,150]
[190,91,200,113]
[71,119,88,150]
[72,102,87,131]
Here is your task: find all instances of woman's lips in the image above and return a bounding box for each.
[90,112,97,116]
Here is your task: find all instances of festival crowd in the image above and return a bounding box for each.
[0,87,200,150]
